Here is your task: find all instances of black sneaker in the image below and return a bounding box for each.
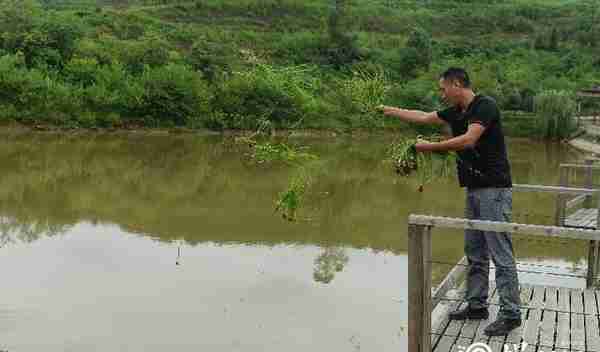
[484,318,521,336]
[448,306,489,320]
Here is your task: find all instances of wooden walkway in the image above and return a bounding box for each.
[409,214,600,352]
[432,282,600,352]
[566,208,599,229]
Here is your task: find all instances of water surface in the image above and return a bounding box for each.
[0,131,590,351]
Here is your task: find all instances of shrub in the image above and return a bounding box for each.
[188,40,238,82]
[212,64,318,129]
[122,33,171,74]
[533,90,577,139]
[64,57,100,87]
[126,63,211,126]
[406,26,432,70]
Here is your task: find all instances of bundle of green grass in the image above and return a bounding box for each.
[387,137,456,192]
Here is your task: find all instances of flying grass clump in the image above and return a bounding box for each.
[252,142,318,165]
[274,160,325,222]
[387,137,456,192]
[275,168,310,221]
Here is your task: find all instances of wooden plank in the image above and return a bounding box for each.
[449,338,471,352]
[472,289,498,344]
[540,308,556,347]
[505,308,528,345]
[530,285,546,309]
[540,287,558,348]
[546,287,558,311]
[488,339,504,352]
[572,313,586,351]
[585,314,600,352]
[444,301,466,340]
[433,256,468,311]
[513,183,597,195]
[558,287,570,312]
[433,334,455,352]
[488,304,504,344]
[560,163,600,170]
[407,215,600,241]
[520,285,533,309]
[522,309,542,346]
[523,286,545,346]
[432,295,463,347]
[408,224,432,352]
[572,289,585,314]
[556,312,570,350]
[502,285,532,345]
[431,288,465,347]
[521,343,539,352]
[460,280,498,341]
[585,290,598,315]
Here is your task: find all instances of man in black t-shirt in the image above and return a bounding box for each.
[380,67,521,336]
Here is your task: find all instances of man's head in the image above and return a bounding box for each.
[438,67,472,106]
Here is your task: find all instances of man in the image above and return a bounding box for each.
[380,67,521,336]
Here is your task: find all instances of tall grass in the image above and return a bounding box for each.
[533,90,577,139]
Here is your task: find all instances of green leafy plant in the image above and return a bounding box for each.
[386,137,456,192]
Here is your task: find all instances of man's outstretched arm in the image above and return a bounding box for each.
[379,105,446,125]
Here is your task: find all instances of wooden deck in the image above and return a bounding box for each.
[432,283,600,352]
[566,208,599,229]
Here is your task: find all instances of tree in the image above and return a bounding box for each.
[406,26,432,69]
[325,0,361,68]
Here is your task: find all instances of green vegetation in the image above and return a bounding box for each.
[533,90,578,139]
[0,0,598,136]
[386,137,456,192]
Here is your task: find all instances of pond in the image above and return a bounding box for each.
[0,130,590,351]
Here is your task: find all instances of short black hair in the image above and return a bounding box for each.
[440,67,471,88]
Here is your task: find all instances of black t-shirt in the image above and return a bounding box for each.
[437,95,512,189]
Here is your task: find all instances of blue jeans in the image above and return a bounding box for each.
[464,188,521,320]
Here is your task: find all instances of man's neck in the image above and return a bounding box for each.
[457,90,476,112]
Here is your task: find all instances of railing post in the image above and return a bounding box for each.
[408,223,432,352]
[588,191,600,288]
[587,240,598,288]
[555,165,568,226]
[584,159,593,208]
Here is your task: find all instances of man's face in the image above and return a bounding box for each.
[438,78,460,106]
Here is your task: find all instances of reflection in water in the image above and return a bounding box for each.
[0,131,589,267]
[0,216,70,247]
[313,247,349,284]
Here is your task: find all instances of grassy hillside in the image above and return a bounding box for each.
[0,0,598,135]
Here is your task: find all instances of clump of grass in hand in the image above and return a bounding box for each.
[386,137,456,192]
[388,139,419,176]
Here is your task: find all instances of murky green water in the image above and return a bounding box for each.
[0,131,591,351]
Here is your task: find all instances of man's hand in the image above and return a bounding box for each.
[415,137,433,153]
[376,105,399,117]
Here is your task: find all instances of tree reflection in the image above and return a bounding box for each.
[0,216,70,246]
[313,247,349,284]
